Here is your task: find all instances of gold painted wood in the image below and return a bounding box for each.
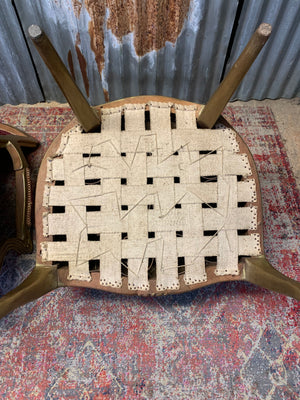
[243,256,300,300]
[0,265,59,319]
[197,23,272,129]
[28,25,101,133]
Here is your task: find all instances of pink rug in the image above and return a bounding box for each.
[0,104,299,399]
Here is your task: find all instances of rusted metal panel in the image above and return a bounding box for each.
[226,0,300,100]
[14,0,238,105]
[0,0,43,105]
[4,0,299,105]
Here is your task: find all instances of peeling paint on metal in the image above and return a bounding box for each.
[80,0,191,73]
[108,0,191,56]
[106,0,135,39]
[103,88,110,102]
[72,0,83,18]
[99,0,239,103]
[85,0,106,77]
[75,33,90,97]
[5,0,239,105]
[3,0,297,105]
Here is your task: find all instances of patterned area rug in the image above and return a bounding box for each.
[0,104,299,399]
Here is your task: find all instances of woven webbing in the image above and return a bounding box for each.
[41,102,261,291]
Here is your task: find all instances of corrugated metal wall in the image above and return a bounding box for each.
[227,0,300,100]
[0,0,299,105]
[0,1,43,104]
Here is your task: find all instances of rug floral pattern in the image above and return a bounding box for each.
[0,105,299,399]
